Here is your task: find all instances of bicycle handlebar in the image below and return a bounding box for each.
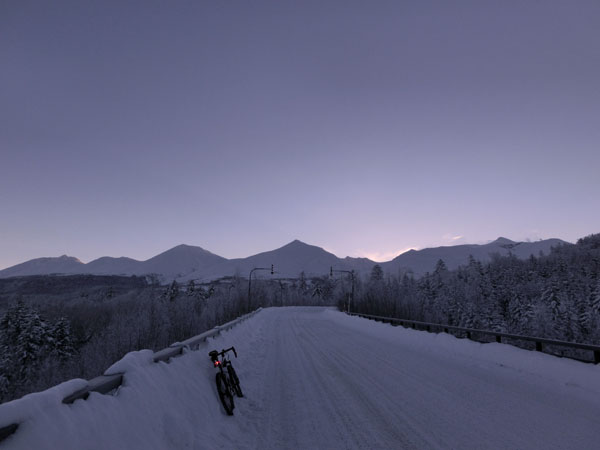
[223,346,237,358]
[208,346,237,359]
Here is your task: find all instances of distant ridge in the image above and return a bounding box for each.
[141,244,227,280]
[381,237,566,276]
[0,255,85,278]
[0,237,569,282]
[180,239,354,282]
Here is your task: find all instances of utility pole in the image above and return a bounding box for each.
[330,266,355,313]
[279,280,285,307]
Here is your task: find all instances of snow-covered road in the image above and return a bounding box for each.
[238,308,600,449]
[3,307,600,449]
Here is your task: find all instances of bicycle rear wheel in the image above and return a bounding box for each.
[227,365,243,398]
[216,372,234,415]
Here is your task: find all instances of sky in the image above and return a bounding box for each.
[1,0,599,269]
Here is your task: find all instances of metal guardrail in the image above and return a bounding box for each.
[348,312,600,364]
[0,308,262,444]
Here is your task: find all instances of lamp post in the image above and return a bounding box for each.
[330,267,355,313]
[248,265,274,309]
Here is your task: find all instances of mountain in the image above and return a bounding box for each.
[342,256,378,275]
[85,256,142,276]
[381,237,567,276]
[181,240,358,282]
[0,237,570,282]
[0,255,85,278]
[0,244,226,282]
[139,244,227,280]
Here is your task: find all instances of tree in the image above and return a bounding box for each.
[298,271,308,293]
[507,293,534,334]
[370,265,384,283]
[166,280,179,302]
[434,259,447,275]
[50,317,76,361]
[186,280,196,295]
[591,279,600,314]
[541,279,569,338]
[0,300,59,399]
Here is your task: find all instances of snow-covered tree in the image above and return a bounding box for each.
[50,317,76,361]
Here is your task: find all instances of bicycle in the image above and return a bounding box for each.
[208,347,243,415]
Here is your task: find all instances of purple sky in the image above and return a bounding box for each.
[1,0,599,269]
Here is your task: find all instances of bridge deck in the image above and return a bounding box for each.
[2,307,600,449]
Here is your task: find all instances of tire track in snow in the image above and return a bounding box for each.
[212,307,600,450]
[251,310,430,449]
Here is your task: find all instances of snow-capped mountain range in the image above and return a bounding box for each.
[0,237,567,282]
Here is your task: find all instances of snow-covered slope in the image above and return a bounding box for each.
[85,256,141,275]
[0,237,569,281]
[181,240,361,282]
[2,307,599,449]
[0,245,227,281]
[139,244,227,280]
[382,237,566,276]
[0,255,85,278]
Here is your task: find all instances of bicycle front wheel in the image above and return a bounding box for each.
[216,372,234,415]
[227,365,243,398]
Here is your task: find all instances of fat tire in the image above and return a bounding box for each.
[216,372,234,415]
[227,365,243,398]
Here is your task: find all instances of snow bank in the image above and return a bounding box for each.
[0,311,266,450]
[327,309,600,395]
[104,349,155,375]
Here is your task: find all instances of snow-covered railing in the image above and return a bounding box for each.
[0,308,262,444]
[348,312,600,364]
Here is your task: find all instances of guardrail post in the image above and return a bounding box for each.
[0,424,18,441]
[535,341,543,352]
[466,331,471,339]
[594,350,600,364]
[444,327,448,333]
[496,335,501,343]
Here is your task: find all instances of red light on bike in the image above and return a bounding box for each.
[214,361,220,367]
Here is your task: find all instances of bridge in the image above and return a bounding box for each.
[1,307,600,449]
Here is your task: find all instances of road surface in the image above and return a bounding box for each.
[231,307,600,449]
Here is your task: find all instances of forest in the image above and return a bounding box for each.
[352,234,600,346]
[1,233,599,403]
[0,272,331,403]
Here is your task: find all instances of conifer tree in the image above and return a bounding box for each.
[51,317,76,361]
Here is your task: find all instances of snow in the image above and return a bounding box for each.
[104,350,155,375]
[1,307,600,449]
